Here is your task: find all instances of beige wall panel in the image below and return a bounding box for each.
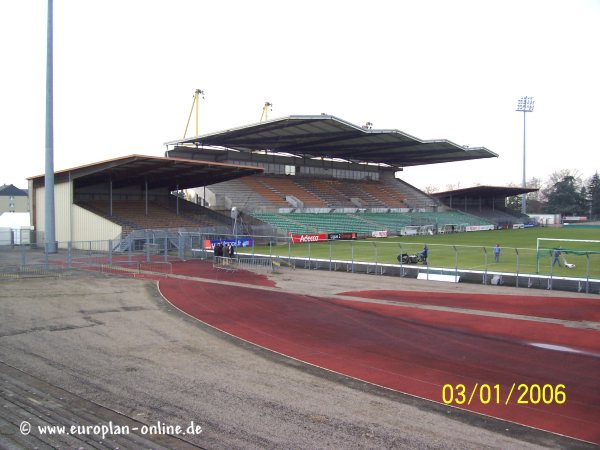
[35,186,45,237]
[71,205,122,243]
[55,181,72,243]
[34,181,120,248]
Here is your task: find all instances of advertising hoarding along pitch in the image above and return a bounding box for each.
[291,233,328,244]
[203,238,254,249]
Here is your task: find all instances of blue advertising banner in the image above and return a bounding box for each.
[203,238,254,249]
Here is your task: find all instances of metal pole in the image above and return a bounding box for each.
[482,247,488,284]
[178,232,184,260]
[21,243,27,266]
[195,90,199,136]
[515,248,520,288]
[517,96,534,215]
[586,253,590,294]
[145,230,150,262]
[522,110,527,214]
[454,245,458,281]
[548,256,553,290]
[44,0,57,253]
[67,241,72,268]
[398,243,403,276]
[374,242,378,274]
[164,234,168,262]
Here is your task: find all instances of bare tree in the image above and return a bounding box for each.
[445,181,461,191]
[526,176,544,202]
[545,169,583,188]
[423,185,440,194]
[541,169,583,202]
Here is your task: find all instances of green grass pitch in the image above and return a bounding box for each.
[239,227,600,279]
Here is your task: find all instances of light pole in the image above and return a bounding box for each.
[516,96,534,215]
[45,0,57,253]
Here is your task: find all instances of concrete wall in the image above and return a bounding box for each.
[34,180,122,247]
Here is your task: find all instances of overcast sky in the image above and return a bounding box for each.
[1,0,598,191]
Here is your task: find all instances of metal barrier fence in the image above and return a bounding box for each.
[211,256,275,273]
[0,263,64,279]
[1,233,599,293]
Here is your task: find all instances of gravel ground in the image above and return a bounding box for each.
[0,270,595,449]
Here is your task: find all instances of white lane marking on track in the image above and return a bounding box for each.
[529,342,600,357]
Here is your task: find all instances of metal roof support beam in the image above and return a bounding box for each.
[145,180,148,216]
[109,176,113,217]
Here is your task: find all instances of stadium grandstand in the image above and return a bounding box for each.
[164,114,516,237]
[27,155,263,247]
[26,114,531,246]
[432,186,538,229]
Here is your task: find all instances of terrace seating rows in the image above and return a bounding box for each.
[282,213,377,234]
[357,182,406,208]
[362,211,492,233]
[241,177,290,207]
[260,176,327,207]
[77,200,221,234]
[382,177,439,209]
[208,178,272,210]
[251,212,314,234]
[251,211,494,235]
[209,175,424,211]
[165,198,232,228]
[459,207,525,227]
[295,179,356,208]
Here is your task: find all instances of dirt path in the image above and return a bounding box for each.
[2,273,592,449]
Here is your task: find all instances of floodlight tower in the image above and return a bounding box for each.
[260,102,272,122]
[183,89,204,139]
[516,96,534,214]
[44,0,57,253]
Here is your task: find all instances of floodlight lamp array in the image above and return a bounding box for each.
[516,96,535,112]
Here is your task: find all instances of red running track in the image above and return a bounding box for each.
[159,277,600,445]
[340,289,600,322]
[169,260,276,287]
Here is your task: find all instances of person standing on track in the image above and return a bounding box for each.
[494,244,501,263]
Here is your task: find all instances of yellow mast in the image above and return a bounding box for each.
[183,89,204,139]
[260,102,272,122]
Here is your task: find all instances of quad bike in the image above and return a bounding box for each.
[397,253,427,265]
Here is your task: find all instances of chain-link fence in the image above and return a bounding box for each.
[1,231,599,293]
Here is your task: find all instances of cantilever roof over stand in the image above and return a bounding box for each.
[165,115,498,168]
[28,155,263,191]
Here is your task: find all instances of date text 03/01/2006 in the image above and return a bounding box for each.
[441,383,566,406]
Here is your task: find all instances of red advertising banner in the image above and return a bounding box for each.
[291,233,328,244]
[328,232,357,241]
[371,230,388,238]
